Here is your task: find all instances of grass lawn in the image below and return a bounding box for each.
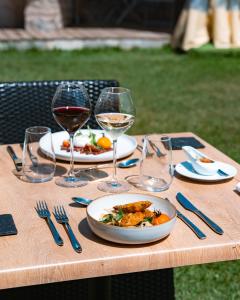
[0,46,239,299]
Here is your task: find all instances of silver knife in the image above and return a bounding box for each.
[176,192,224,235]
[177,210,206,239]
[7,146,22,172]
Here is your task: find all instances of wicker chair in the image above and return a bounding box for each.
[0,80,119,145]
[0,80,175,300]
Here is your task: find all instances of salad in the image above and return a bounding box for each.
[61,128,112,155]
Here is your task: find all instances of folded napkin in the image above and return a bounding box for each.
[164,137,205,150]
[0,214,17,236]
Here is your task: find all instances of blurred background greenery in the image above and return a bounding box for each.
[1,46,239,299]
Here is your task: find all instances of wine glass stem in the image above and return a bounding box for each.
[68,133,75,177]
[111,139,118,185]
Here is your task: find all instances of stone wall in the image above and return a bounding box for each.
[24,0,67,33]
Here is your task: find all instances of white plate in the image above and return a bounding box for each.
[87,193,177,244]
[175,161,237,181]
[40,130,137,163]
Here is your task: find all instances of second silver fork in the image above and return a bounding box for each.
[35,201,64,246]
[53,206,82,253]
[137,144,153,157]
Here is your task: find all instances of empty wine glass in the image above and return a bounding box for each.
[52,82,91,187]
[95,87,135,193]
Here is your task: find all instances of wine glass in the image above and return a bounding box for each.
[95,87,135,193]
[52,82,91,187]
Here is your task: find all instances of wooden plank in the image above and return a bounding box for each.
[0,132,239,289]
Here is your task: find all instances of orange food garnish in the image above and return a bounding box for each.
[62,140,70,148]
[97,136,112,149]
[199,157,214,163]
[151,213,170,225]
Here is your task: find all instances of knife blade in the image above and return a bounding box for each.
[176,192,224,235]
[7,146,22,172]
[177,210,206,239]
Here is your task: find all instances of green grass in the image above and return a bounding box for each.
[1,46,240,299]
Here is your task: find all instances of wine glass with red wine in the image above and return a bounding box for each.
[52,82,91,187]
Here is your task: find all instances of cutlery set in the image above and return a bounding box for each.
[176,192,224,238]
[72,193,224,240]
[8,143,225,243]
[35,201,82,253]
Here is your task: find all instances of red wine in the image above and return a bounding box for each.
[53,106,90,134]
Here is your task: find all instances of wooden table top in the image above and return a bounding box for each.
[0,132,240,290]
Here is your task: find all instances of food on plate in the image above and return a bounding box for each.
[151,211,170,225]
[199,157,214,163]
[113,201,152,213]
[97,136,112,149]
[62,140,70,148]
[100,201,171,227]
[61,129,112,155]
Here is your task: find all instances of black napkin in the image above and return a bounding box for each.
[0,214,18,236]
[164,137,205,150]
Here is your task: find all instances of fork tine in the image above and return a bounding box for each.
[44,201,48,210]
[62,206,67,217]
[41,201,46,210]
[59,206,64,216]
[40,201,44,211]
[36,201,40,211]
[56,206,61,217]
[53,206,57,216]
[53,211,57,219]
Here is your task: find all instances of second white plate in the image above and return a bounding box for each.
[175,160,237,181]
[40,130,137,163]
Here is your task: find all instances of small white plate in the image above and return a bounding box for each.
[175,161,237,181]
[40,130,137,163]
[87,193,177,244]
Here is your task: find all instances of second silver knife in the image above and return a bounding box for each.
[177,210,206,239]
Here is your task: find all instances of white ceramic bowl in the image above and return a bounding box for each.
[182,146,219,176]
[86,193,177,244]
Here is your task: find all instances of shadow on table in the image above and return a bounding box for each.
[54,164,68,176]
[75,169,109,181]
[12,164,68,182]
[78,218,169,248]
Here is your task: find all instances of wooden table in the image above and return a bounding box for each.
[0,132,240,290]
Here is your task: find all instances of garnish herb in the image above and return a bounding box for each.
[100,214,113,223]
[115,209,123,221]
[143,217,153,223]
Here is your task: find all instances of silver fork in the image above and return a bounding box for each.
[53,206,82,253]
[148,139,166,157]
[35,201,64,246]
[137,144,153,157]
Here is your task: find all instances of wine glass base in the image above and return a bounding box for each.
[55,176,88,188]
[97,180,131,193]
[125,175,170,192]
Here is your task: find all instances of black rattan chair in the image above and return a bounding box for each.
[0,79,174,300]
[0,80,119,145]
